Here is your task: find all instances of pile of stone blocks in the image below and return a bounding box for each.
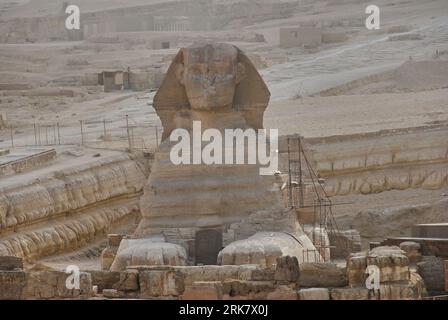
[343,246,427,300]
[0,256,93,300]
[0,250,432,300]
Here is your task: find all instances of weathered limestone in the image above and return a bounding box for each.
[373,272,427,300]
[342,246,428,300]
[417,256,445,292]
[367,246,410,282]
[0,154,145,260]
[88,270,121,292]
[110,237,187,271]
[347,246,410,286]
[112,42,318,268]
[182,281,223,300]
[330,288,370,300]
[298,262,347,287]
[0,271,26,300]
[2,270,93,300]
[400,241,422,263]
[265,285,297,300]
[445,260,448,292]
[218,232,318,267]
[113,270,139,292]
[222,279,275,299]
[102,289,122,299]
[328,229,362,259]
[274,256,299,283]
[138,266,185,298]
[101,234,125,271]
[309,128,448,196]
[173,264,275,284]
[298,288,330,300]
[0,256,23,271]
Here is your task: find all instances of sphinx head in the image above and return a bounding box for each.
[154,42,270,140]
[175,43,245,111]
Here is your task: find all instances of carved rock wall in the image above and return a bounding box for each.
[0,154,146,260]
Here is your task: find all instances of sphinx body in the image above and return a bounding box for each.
[110,43,318,271]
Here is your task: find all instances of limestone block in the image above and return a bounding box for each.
[0,256,23,270]
[108,234,125,247]
[218,232,319,268]
[376,272,427,300]
[173,265,275,284]
[298,288,330,300]
[330,288,370,300]
[445,260,448,292]
[101,246,118,271]
[139,267,184,298]
[0,271,26,299]
[347,252,368,286]
[182,281,223,300]
[22,271,92,299]
[88,270,121,292]
[113,270,139,292]
[417,256,445,292]
[329,229,362,259]
[266,285,297,300]
[222,280,275,298]
[366,246,410,282]
[110,238,187,271]
[298,263,347,287]
[102,289,122,299]
[399,241,422,263]
[347,246,409,286]
[274,256,299,283]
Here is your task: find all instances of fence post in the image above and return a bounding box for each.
[53,124,56,145]
[10,125,13,148]
[155,126,159,149]
[126,115,131,151]
[33,123,37,146]
[79,120,84,145]
[38,124,41,145]
[57,122,61,145]
[45,126,48,145]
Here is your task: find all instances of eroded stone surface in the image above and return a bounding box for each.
[110,238,187,271]
[330,288,370,300]
[417,256,445,292]
[218,232,319,268]
[298,262,347,287]
[298,288,330,300]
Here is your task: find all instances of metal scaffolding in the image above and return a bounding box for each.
[286,134,349,261]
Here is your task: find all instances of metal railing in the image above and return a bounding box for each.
[2,115,163,153]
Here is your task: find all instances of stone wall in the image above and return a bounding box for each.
[1,248,430,300]
[0,149,56,177]
[0,154,146,260]
[295,127,448,196]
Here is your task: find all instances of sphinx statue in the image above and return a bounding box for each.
[110,43,318,271]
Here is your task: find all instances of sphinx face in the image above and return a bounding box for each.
[180,44,239,111]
